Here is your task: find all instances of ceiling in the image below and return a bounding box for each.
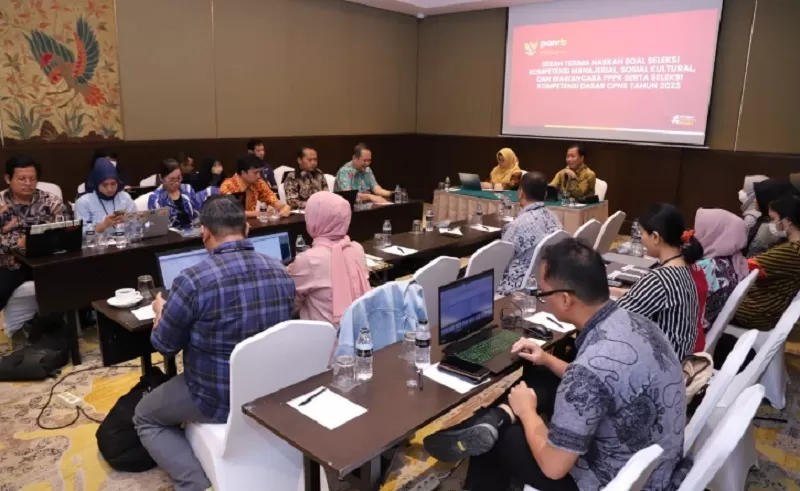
[344,0,547,16]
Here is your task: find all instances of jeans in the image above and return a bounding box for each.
[465,364,579,491]
[133,374,215,491]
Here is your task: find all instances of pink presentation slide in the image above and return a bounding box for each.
[507,10,720,137]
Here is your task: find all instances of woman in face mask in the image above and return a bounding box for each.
[74,158,136,235]
[744,178,796,257]
[733,195,800,333]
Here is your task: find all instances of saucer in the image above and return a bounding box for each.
[108,293,143,308]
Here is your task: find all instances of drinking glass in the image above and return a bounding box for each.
[411,219,422,234]
[437,182,446,191]
[559,190,569,206]
[331,354,357,392]
[400,190,409,203]
[266,206,279,221]
[258,204,268,224]
[406,359,419,388]
[138,275,155,303]
[374,233,385,249]
[401,330,416,361]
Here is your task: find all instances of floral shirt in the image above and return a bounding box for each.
[283,168,328,208]
[549,164,597,199]
[334,161,379,193]
[0,189,70,269]
[219,175,279,212]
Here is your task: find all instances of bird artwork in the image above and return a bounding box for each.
[24,16,105,108]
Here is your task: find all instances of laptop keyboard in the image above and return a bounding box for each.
[457,330,522,365]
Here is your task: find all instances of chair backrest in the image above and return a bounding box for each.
[140,174,158,187]
[36,181,62,200]
[684,329,758,455]
[603,444,664,491]
[224,320,336,455]
[465,240,515,292]
[704,269,759,353]
[573,219,602,247]
[77,182,86,195]
[678,384,765,491]
[595,178,609,201]
[525,229,570,286]
[413,257,461,324]
[594,210,627,253]
[325,173,335,192]
[278,182,288,203]
[134,192,152,212]
[273,165,294,185]
[718,290,800,407]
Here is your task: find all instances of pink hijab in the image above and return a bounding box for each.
[694,208,749,280]
[305,192,370,323]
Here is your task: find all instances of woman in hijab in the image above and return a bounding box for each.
[74,158,136,235]
[693,208,749,329]
[84,149,128,193]
[745,178,796,257]
[289,191,370,327]
[191,157,225,192]
[482,148,522,190]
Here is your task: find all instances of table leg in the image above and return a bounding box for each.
[303,456,321,491]
[165,356,178,377]
[65,309,82,366]
[140,354,152,376]
[360,457,381,490]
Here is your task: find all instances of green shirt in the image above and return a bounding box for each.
[334,161,379,193]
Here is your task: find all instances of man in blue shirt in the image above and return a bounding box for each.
[134,194,295,491]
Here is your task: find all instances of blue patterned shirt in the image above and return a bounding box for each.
[497,202,562,295]
[147,183,201,228]
[334,161,379,192]
[151,239,296,422]
[549,302,686,491]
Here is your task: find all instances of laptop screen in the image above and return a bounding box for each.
[438,269,495,345]
[249,232,292,263]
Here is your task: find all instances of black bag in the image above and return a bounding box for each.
[96,367,169,472]
[0,315,69,381]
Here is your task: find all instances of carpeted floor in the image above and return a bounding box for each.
[2,326,800,491]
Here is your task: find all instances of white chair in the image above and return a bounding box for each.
[684,329,758,455]
[186,320,334,491]
[134,192,152,212]
[465,240,515,295]
[595,178,608,201]
[413,257,461,324]
[77,182,86,195]
[594,211,626,254]
[524,444,663,491]
[139,174,158,187]
[677,384,765,491]
[526,230,570,286]
[703,269,758,353]
[325,173,336,192]
[273,165,294,185]
[573,219,602,247]
[2,281,37,338]
[36,181,62,200]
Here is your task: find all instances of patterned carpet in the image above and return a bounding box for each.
[1,326,800,491]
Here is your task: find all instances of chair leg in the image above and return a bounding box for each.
[761,349,788,410]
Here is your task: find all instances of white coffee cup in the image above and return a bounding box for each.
[115,288,138,302]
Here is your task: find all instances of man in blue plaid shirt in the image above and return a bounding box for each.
[134,195,295,491]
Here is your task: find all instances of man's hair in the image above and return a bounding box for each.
[540,238,609,305]
[5,155,41,179]
[176,152,192,166]
[247,138,264,152]
[519,171,547,201]
[353,143,370,158]
[200,194,246,237]
[297,146,315,159]
[158,158,180,178]
[568,143,586,158]
[236,155,262,174]
[770,195,800,229]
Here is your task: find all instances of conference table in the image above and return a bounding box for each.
[13,201,423,365]
[432,189,609,234]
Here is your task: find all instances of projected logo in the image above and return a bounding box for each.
[671,115,697,126]
[525,39,567,56]
[524,41,538,56]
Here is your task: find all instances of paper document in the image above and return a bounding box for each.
[525,312,575,333]
[365,254,383,263]
[132,304,155,321]
[439,227,463,236]
[622,264,650,276]
[381,245,417,256]
[470,225,502,233]
[502,216,514,222]
[423,363,489,394]
[366,257,380,268]
[290,210,305,215]
[287,387,367,430]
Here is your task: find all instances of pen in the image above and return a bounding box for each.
[546,315,565,330]
[298,387,327,406]
[418,369,423,391]
[397,246,405,254]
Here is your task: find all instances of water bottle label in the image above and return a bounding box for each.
[356,348,373,358]
[86,231,95,236]
[115,231,124,237]
[415,339,430,348]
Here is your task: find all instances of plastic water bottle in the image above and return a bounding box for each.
[394,185,402,203]
[630,219,644,257]
[475,202,484,226]
[295,235,307,254]
[444,176,450,191]
[114,223,128,249]
[258,203,268,224]
[84,221,97,249]
[415,320,431,371]
[356,327,374,381]
[425,208,435,232]
[382,220,392,247]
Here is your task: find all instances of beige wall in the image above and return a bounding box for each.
[117,0,417,140]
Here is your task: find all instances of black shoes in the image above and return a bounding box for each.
[423,407,509,462]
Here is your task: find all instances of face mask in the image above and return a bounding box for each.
[769,222,787,238]
[738,190,748,204]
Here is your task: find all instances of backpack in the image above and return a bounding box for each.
[96,367,169,472]
[0,315,69,381]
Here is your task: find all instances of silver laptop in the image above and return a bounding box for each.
[131,209,171,239]
[458,173,482,191]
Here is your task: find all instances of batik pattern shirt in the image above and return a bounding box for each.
[283,168,328,208]
[0,189,70,269]
[549,164,597,199]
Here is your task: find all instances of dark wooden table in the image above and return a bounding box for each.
[92,296,178,376]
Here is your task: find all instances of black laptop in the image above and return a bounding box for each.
[438,269,523,374]
[335,190,358,209]
[22,220,83,258]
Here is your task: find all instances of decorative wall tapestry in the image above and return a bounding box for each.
[0,0,123,142]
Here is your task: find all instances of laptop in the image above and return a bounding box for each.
[458,173,482,191]
[335,190,358,209]
[155,231,293,290]
[130,209,170,239]
[22,220,83,258]
[438,269,523,374]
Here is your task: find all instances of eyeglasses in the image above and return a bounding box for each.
[533,289,575,299]
[163,176,182,184]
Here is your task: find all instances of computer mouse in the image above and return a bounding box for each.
[524,322,553,341]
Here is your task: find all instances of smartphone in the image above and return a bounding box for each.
[440,356,490,382]
[114,210,127,216]
[615,273,640,286]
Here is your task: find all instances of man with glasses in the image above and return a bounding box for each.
[1,156,69,343]
[424,239,687,491]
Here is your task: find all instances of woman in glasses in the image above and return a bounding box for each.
[147,158,200,228]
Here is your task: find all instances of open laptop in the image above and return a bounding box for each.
[458,173,482,191]
[439,269,523,374]
[130,209,170,239]
[155,231,293,290]
[335,190,358,209]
